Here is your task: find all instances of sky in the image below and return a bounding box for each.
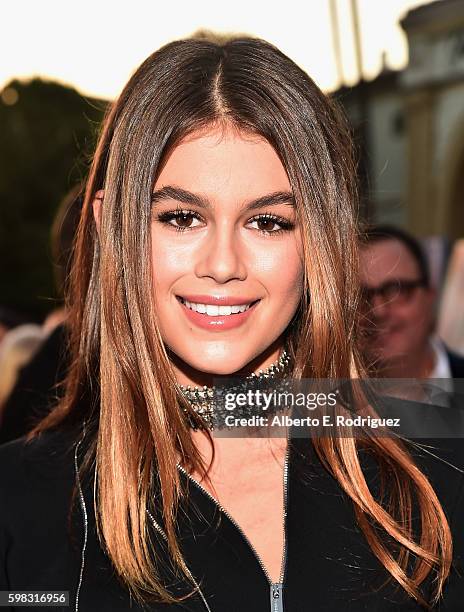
[1,0,433,99]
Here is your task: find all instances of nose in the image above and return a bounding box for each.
[194,222,247,283]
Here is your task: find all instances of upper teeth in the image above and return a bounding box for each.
[182,300,253,316]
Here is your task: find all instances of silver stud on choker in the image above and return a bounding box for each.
[177,349,293,431]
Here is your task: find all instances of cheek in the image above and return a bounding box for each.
[408,301,433,332]
[399,301,426,324]
[251,239,304,305]
[150,232,191,294]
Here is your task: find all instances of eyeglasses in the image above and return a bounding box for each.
[360,279,427,306]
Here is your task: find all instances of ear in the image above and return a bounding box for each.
[92,189,104,234]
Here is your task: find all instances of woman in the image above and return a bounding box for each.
[0,38,463,612]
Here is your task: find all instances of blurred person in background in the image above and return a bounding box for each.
[0,324,46,420]
[0,186,81,443]
[438,238,464,356]
[0,306,30,347]
[359,225,464,382]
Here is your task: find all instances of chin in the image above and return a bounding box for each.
[186,355,249,377]
[167,342,244,373]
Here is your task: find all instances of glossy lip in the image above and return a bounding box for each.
[176,295,261,331]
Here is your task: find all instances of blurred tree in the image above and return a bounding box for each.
[0,79,107,320]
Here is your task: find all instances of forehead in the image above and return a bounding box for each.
[360,238,421,285]
[154,126,290,200]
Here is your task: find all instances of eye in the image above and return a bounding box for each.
[247,213,294,236]
[156,209,204,232]
[381,281,401,301]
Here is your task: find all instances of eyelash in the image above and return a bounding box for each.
[155,209,295,236]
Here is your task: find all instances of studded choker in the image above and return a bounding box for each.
[177,349,293,430]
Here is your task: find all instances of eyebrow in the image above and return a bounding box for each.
[151,185,295,211]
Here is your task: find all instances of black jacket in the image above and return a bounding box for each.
[0,424,463,612]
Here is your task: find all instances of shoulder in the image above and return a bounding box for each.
[351,435,464,534]
[0,427,78,478]
[0,426,94,594]
[396,439,464,592]
[406,438,464,509]
[0,427,82,527]
[359,438,464,607]
[412,438,464,608]
[357,435,464,515]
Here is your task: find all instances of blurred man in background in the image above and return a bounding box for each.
[359,225,464,382]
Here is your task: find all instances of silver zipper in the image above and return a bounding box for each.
[177,436,290,612]
[74,430,288,612]
[73,435,211,612]
[145,509,213,612]
[74,437,88,612]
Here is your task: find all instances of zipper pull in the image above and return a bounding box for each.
[270,583,284,612]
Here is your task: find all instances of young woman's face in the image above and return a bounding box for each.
[151,126,304,382]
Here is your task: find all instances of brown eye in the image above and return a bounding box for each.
[247,213,294,235]
[156,209,204,232]
[175,213,195,228]
[256,218,277,232]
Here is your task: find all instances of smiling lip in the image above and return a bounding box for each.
[178,294,258,306]
[176,295,260,331]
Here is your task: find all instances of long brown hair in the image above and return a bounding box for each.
[31,38,451,608]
